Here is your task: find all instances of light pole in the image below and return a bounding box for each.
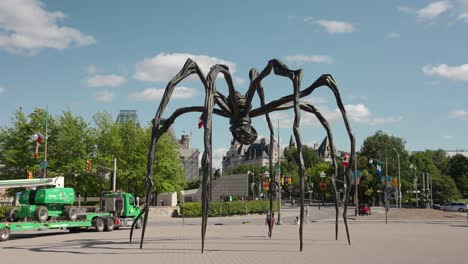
[410,164,418,207]
[392,148,401,209]
[319,171,326,210]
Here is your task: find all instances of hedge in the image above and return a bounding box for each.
[179,200,278,217]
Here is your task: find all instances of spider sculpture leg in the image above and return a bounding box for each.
[130,58,211,249]
[250,68,276,238]
[249,60,355,247]
[290,69,307,252]
[246,60,308,250]
[300,103,340,241]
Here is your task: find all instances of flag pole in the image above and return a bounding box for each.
[43,107,48,178]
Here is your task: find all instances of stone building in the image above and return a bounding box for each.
[222,138,283,173]
[177,134,200,181]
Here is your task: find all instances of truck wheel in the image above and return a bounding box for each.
[94,218,105,232]
[135,218,142,229]
[65,207,78,221]
[6,208,19,222]
[0,227,11,242]
[34,206,49,222]
[104,217,114,232]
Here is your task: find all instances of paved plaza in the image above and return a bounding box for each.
[1,208,467,264]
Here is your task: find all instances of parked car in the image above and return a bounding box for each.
[441,202,467,212]
[358,204,372,215]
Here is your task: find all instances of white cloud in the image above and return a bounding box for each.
[457,0,468,8]
[213,147,228,170]
[303,17,314,23]
[235,76,247,85]
[387,32,401,38]
[134,52,237,83]
[0,0,95,54]
[416,1,452,20]
[366,116,403,125]
[93,90,115,103]
[443,135,453,140]
[285,54,333,65]
[345,104,371,121]
[458,12,468,22]
[316,20,355,34]
[345,104,403,125]
[86,65,97,74]
[449,109,468,119]
[129,86,196,101]
[422,64,468,81]
[86,74,127,87]
[270,104,401,127]
[0,86,5,94]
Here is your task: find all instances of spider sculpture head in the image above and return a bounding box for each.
[228,91,257,144]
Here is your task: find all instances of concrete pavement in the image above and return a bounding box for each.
[1,213,467,264]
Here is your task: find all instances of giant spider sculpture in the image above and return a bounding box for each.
[130,58,355,252]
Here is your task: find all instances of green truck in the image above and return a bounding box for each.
[0,177,142,242]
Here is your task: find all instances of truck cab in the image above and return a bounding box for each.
[99,191,142,228]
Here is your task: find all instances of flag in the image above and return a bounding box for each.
[31,132,44,159]
[376,162,382,175]
[198,113,203,129]
[342,153,350,167]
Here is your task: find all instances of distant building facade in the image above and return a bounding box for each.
[116,110,141,128]
[317,136,343,162]
[177,134,200,181]
[445,150,468,158]
[222,138,283,173]
[161,123,200,181]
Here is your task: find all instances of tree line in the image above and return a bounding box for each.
[229,130,467,205]
[0,108,185,202]
[2,108,466,206]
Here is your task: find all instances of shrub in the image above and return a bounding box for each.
[179,200,278,217]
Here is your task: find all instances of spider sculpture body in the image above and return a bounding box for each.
[130,59,355,253]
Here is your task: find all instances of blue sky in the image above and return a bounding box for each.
[0,0,467,168]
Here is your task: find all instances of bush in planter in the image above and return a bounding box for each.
[179,200,278,217]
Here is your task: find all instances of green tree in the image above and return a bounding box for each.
[447,154,468,197]
[48,110,91,189]
[0,108,56,179]
[359,130,412,205]
[152,133,185,202]
[411,150,461,204]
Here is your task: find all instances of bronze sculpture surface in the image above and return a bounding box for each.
[130,59,355,253]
